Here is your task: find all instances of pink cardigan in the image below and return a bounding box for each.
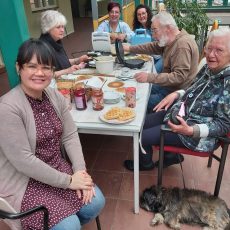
[0,85,86,229]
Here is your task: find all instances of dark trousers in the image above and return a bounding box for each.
[140,110,185,165]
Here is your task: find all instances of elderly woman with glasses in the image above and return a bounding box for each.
[96,1,133,43]
[124,27,230,171]
[0,39,105,230]
[40,10,89,80]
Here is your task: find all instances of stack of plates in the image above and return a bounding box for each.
[104,91,121,104]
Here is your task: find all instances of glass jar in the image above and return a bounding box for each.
[125,87,136,108]
[74,88,87,110]
[92,88,104,111]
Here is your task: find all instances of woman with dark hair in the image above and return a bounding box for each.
[133,4,152,33]
[0,38,105,230]
[97,1,133,43]
[133,4,163,73]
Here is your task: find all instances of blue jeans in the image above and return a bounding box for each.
[154,57,163,73]
[51,186,105,230]
[140,111,184,165]
[147,84,172,113]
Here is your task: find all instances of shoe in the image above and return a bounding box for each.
[155,154,184,168]
[124,160,155,171]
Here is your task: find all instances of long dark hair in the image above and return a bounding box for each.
[133,4,152,30]
[17,38,56,70]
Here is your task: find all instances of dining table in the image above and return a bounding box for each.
[64,59,156,214]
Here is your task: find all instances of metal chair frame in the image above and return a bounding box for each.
[155,125,230,196]
[0,197,101,230]
[0,197,49,230]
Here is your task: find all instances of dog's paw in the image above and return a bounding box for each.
[150,213,164,226]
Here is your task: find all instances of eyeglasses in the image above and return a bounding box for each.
[109,10,120,15]
[23,63,54,75]
[151,28,160,33]
[205,47,225,56]
[137,12,147,17]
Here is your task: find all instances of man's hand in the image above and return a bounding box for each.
[134,72,148,83]
[123,43,130,53]
[153,92,179,112]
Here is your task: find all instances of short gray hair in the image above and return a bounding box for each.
[41,10,67,34]
[151,11,178,29]
[207,27,230,50]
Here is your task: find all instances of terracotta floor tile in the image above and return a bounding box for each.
[93,149,128,172]
[79,133,104,150]
[112,200,154,230]
[92,171,123,199]
[83,148,100,171]
[101,135,133,152]
[119,173,156,201]
[82,198,117,230]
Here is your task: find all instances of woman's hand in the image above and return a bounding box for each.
[153,92,179,112]
[79,55,89,63]
[117,33,126,42]
[76,186,96,205]
[67,65,80,74]
[67,63,86,74]
[168,117,194,136]
[110,33,118,43]
[68,170,94,190]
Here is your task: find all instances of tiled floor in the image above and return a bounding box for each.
[80,134,230,230]
[1,17,230,230]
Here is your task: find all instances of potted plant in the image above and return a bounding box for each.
[164,0,209,52]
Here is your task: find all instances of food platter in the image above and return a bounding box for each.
[99,114,135,124]
[99,107,135,124]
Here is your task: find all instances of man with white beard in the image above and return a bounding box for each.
[123,12,199,113]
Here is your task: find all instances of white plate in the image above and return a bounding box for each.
[99,108,135,124]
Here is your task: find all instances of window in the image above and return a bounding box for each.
[30,0,57,12]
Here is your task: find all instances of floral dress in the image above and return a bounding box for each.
[21,93,83,229]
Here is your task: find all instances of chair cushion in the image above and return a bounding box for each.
[154,145,211,157]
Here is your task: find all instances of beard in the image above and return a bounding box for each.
[158,35,169,47]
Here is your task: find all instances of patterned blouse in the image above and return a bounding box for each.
[20,93,83,229]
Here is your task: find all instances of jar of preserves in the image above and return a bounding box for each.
[125,87,136,108]
[92,88,104,111]
[74,88,87,110]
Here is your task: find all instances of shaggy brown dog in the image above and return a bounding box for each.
[140,185,230,230]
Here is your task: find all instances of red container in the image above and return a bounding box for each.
[92,88,104,111]
[74,88,87,110]
[125,87,136,108]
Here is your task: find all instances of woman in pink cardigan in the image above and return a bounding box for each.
[0,39,105,230]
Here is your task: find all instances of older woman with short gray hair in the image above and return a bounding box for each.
[40,10,89,79]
